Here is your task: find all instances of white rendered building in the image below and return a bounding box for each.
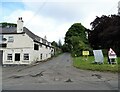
[0,17,54,65]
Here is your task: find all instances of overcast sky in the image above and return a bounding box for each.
[1,0,120,43]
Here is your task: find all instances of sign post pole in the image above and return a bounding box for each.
[82,51,89,61]
[108,48,117,64]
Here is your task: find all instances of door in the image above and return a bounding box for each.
[15,53,20,61]
[0,50,3,65]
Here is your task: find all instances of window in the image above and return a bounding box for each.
[40,54,42,60]
[34,44,39,50]
[8,36,14,42]
[7,54,12,60]
[0,44,7,48]
[24,54,29,60]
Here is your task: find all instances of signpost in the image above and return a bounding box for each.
[108,48,117,64]
[82,51,89,61]
[82,51,89,56]
[93,50,104,64]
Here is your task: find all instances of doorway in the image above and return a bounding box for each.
[15,53,20,61]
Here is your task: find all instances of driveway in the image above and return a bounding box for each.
[2,53,118,90]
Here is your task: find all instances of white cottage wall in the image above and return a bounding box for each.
[2,33,53,65]
[4,33,33,49]
[3,48,33,65]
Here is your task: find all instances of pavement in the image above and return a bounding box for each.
[2,53,119,90]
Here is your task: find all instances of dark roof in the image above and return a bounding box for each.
[0,27,17,34]
[0,26,52,47]
[23,27,41,42]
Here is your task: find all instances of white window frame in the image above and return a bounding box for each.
[7,54,12,60]
[8,36,14,42]
[23,53,29,60]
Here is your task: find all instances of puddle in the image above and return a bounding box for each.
[9,75,24,79]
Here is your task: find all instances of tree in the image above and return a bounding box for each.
[51,41,62,55]
[61,43,70,52]
[0,22,17,28]
[64,23,91,56]
[51,41,58,47]
[58,39,62,49]
[89,15,120,56]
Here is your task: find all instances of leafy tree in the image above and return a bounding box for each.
[58,39,62,48]
[0,22,17,28]
[51,41,58,47]
[89,15,120,56]
[62,43,70,52]
[64,23,91,56]
[51,41,62,55]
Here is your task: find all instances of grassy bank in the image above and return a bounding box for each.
[73,56,120,73]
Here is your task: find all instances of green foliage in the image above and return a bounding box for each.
[62,43,70,52]
[51,41,58,47]
[64,23,91,56]
[73,56,119,73]
[58,39,62,49]
[89,15,120,56]
[0,22,17,28]
[51,41,62,56]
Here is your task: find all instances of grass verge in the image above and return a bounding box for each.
[73,56,120,73]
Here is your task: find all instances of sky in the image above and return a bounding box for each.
[0,0,120,44]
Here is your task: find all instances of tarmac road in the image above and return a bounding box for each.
[2,53,118,90]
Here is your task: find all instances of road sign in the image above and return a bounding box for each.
[108,48,117,59]
[82,51,89,56]
[93,50,104,64]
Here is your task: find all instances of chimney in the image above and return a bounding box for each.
[44,35,47,40]
[17,17,24,33]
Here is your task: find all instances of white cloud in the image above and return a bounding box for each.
[20,0,119,3]
[0,3,2,19]
[36,23,71,44]
[22,1,118,25]
[2,9,71,43]
[2,0,120,44]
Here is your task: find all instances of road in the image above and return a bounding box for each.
[2,53,118,90]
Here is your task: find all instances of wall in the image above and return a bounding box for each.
[1,33,53,65]
[3,48,33,64]
[31,43,52,63]
[4,33,33,49]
